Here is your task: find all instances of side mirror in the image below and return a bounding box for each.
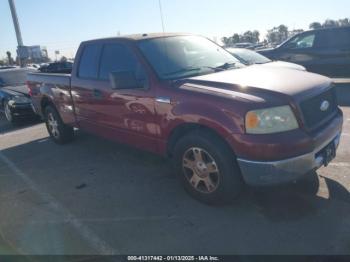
[109,71,144,90]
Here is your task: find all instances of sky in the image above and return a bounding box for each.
[1,0,350,60]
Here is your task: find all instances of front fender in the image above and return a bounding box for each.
[158,100,244,154]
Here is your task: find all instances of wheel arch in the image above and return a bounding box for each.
[40,96,56,117]
[166,122,235,158]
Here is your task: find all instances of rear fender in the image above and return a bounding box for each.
[39,84,76,126]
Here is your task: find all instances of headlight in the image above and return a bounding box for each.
[9,96,31,105]
[245,105,299,134]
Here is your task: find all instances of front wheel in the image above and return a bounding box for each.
[4,100,16,124]
[173,130,244,205]
[44,105,74,144]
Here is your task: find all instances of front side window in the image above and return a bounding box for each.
[138,36,242,80]
[78,43,102,79]
[99,43,138,80]
[285,33,316,49]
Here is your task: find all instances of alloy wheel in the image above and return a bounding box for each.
[47,112,60,138]
[182,147,220,193]
[4,102,13,122]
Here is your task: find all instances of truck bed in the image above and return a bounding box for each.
[27,72,71,86]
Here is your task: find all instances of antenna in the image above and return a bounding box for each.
[158,0,165,33]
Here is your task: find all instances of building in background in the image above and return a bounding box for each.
[17,45,49,64]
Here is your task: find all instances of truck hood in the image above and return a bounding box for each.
[186,65,331,101]
[260,61,306,71]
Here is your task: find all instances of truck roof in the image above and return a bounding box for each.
[81,32,193,44]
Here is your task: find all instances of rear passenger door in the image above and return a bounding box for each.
[93,42,158,152]
[71,42,103,132]
[72,41,158,152]
[313,28,350,77]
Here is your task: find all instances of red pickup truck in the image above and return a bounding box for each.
[27,33,343,204]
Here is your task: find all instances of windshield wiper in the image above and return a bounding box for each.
[164,63,236,78]
[164,67,203,76]
[164,66,218,77]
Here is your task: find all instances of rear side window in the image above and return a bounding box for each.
[78,43,102,79]
[316,29,350,48]
[99,43,138,80]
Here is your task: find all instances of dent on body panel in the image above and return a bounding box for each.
[55,85,74,113]
[70,89,83,115]
[43,83,75,125]
[127,101,159,134]
[110,91,159,136]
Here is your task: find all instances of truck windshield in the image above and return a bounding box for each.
[138,35,242,80]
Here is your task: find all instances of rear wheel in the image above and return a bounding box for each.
[173,130,244,204]
[44,105,74,144]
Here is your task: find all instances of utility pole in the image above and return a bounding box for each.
[8,0,24,67]
[158,0,165,33]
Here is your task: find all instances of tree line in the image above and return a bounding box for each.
[309,18,350,29]
[222,17,350,47]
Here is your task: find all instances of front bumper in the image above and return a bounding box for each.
[9,103,36,118]
[237,115,343,186]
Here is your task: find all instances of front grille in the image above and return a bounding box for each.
[300,87,338,129]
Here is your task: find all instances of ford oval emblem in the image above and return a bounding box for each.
[320,100,330,112]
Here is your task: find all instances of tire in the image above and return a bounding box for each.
[173,130,244,205]
[44,105,74,144]
[4,100,16,124]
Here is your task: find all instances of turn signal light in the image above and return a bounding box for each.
[245,111,260,129]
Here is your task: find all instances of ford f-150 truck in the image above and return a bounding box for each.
[27,33,343,204]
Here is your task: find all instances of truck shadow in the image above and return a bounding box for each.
[1,132,350,254]
[1,131,349,225]
[241,172,350,222]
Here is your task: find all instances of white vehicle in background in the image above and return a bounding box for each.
[26,63,41,69]
[226,48,306,71]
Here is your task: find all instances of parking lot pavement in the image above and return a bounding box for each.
[0,107,349,255]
